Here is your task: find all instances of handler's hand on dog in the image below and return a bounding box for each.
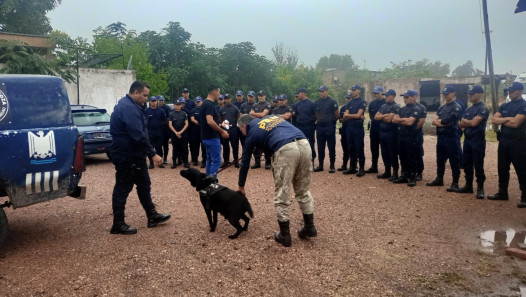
[237,187,245,195]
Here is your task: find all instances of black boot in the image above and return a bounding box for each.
[356,167,365,177]
[313,163,324,172]
[251,162,261,169]
[393,174,408,184]
[377,167,391,179]
[328,161,335,173]
[274,220,291,247]
[298,213,317,238]
[338,158,349,171]
[447,182,461,192]
[146,208,171,228]
[149,162,155,169]
[407,174,416,187]
[110,214,137,235]
[415,173,422,181]
[518,193,526,208]
[364,163,378,173]
[454,181,474,194]
[476,183,485,199]
[487,191,509,201]
[163,158,167,165]
[388,171,398,182]
[342,159,357,175]
[426,178,444,187]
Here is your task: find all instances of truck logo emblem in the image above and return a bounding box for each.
[0,84,11,124]
[28,131,57,165]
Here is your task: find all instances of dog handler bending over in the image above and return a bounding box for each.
[237,114,317,247]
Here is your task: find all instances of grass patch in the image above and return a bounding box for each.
[485,130,498,142]
[441,272,474,292]
[474,252,498,277]
[415,277,438,291]
[511,266,526,284]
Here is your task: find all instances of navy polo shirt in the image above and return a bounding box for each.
[377,102,400,132]
[169,110,188,131]
[220,104,240,126]
[190,107,200,123]
[416,102,427,134]
[159,104,171,118]
[368,98,385,128]
[293,98,316,126]
[315,96,338,126]
[145,107,166,130]
[239,115,306,187]
[344,97,366,127]
[436,101,462,136]
[398,103,422,136]
[199,99,220,139]
[185,99,196,112]
[234,100,245,109]
[252,101,271,114]
[272,105,293,122]
[462,101,489,139]
[498,98,526,135]
[239,102,254,114]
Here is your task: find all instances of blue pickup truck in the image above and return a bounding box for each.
[0,75,86,248]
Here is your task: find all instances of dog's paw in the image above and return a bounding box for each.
[228,234,238,239]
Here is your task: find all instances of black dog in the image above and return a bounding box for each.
[180,168,253,239]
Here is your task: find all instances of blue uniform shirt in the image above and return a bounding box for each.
[110,94,156,163]
[293,98,316,127]
[462,102,489,139]
[415,102,427,135]
[145,107,166,131]
[315,96,338,126]
[436,101,462,136]
[234,100,245,110]
[185,99,196,113]
[498,98,526,135]
[368,98,386,128]
[455,98,466,115]
[159,105,171,119]
[219,104,240,126]
[377,102,400,132]
[344,97,366,127]
[199,99,220,140]
[398,103,423,136]
[169,110,188,131]
[239,115,306,186]
[239,102,254,114]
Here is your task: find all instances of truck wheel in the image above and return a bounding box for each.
[0,208,7,249]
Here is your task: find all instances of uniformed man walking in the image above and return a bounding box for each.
[219,94,241,167]
[145,96,166,169]
[374,89,400,180]
[342,85,366,177]
[488,82,526,207]
[455,86,489,199]
[109,81,170,234]
[427,85,462,191]
[249,90,272,169]
[365,86,385,174]
[272,94,293,122]
[338,94,352,171]
[292,88,316,164]
[313,85,339,173]
[237,114,316,247]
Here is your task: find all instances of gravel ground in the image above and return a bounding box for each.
[1,134,526,296]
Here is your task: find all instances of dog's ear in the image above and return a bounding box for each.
[196,174,215,191]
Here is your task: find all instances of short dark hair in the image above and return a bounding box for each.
[207,85,219,93]
[129,81,150,94]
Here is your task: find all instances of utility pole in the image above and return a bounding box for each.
[482,0,498,114]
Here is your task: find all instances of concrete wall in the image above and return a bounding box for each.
[65,68,136,114]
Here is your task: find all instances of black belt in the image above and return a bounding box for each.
[288,137,306,144]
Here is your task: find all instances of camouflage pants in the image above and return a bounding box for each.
[271,139,314,222]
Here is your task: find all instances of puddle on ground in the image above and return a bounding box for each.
[479,229,526,254]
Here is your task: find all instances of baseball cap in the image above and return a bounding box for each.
[442,85,456,94]
[149,96,157,101]
[247,91,256,97]
[182,88,189,93]
[236,90,244,96]
[257,90,265,96]
[157,95,165,101]
[373,86,384,93]
[467,85,484,95]
[195,96,203,102]
[350,84,361,91]
[278,94,287,100]
[401,89,418,97]
[345,94,352,99]
[224,93,231,98]
[218,95,224,100]
[506,81,525,92]
[383,89,396,97]
[318,85,328,92]
[175,98,186,104]
[297,88,307,94]
[272,96,278,102]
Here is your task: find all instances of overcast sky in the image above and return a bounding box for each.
[49,0,526,75]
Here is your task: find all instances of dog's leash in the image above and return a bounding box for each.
[212,159,240,176]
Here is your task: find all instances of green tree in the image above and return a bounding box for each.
[49,30,91,67]
[316,54,358,71]
[0,0,61,35]
[452,60,484,77]
[271,42,298,69]
[380,59,450,79]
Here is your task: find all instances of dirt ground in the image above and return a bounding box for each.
[1,134,526,297]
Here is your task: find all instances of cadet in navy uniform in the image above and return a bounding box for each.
[455,86,489,199]
[292,88,316,164]
[415,98,427,181]
[237,114,317,247]
[488,82,526,207]
[234,90,245,109]
[366,86,386,174]
[250,90,272,169]
[374,89,400,180]
[109,81,170,235]
[272,94,293,122]
[190,97,206,168]
[238,91,256,155]
[219,94,241,167]
[169,98,190,168]
[427,85,462,191]
[391,89,423,187]
[338,94,352,171]
[342,85,366,177]
[313,85,339,173]
[157,95,172,165]
[181,88,195,113]
[145,96,166,169]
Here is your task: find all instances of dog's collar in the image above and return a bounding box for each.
[198,183,226,197]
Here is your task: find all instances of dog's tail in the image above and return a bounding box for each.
[244,199,254,218]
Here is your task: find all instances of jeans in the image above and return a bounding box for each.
[203,138,222,178]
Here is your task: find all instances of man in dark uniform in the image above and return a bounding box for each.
[219,94,241,167]
[313,85,339,173]
[392,89,423,187]
[234,90,245,109]
[292,88,316,164]
[238,91,256,156]
[455,85,489,199]
[109,81,170,235]
[365,86,385,174]
[169,98,190,169]
[181,88,195,113]
[250,90,272,169]
[190,97,206,168]
[237,114,316,247]
[270,96,279,114]
[342,85,366,177]
[338,94,352,171]
[145,96,166,169]
[415,98,427,181]
[217,94,225,111]
[488,82,526,207]
[374,89,400,180]
[272,94,293,122]
[427,85,462,191]
[157,95,172,165]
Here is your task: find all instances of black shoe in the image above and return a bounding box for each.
[328,166,335,173]
[393,175,408,184]
[171,164,177,169]
[159,164,165,168]
[193,161,198,166]
[476,187,485,199]
[201,163,206,168]
[176,161,182,165]
[487,192,509,201]
[388,172,399,182]
[298,213,317,238]
[447,183,461,192]
[356,168,365,177]
[313,166,324,172]
[265,163,271,170]
[251,163,261,169]
[407,178,416,187]
[415,173,422,181]
[342,168,356,175]
[146,209,171,228]
[235,163,240,168]
[364,166,378,173]
[149,163,155,169]
[455,184,474,194]
[274,220,291,247]
[184,163,190,168]
[110,221,137,235]
[426,178,444,187]
[337,166,347,172]
[518,196,526,208]
[162,159,167,165]
[377,172,391,179]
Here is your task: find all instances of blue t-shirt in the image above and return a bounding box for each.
[436,101,462,136]
[462,101,489,139]
[498,98,526,136]
[344,97,366,127]
[315,96,338,126]
[293,99,316,127]
[145,107,166,131]
[377,102,400,132]
[398,103,423,136]
[220,104,240,126]
[199,99,220,140]
[239,102,254,115]
[368,98,386,128]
